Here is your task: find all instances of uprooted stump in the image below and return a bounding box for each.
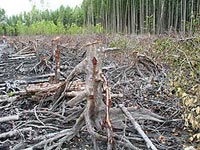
[22,41,164,150]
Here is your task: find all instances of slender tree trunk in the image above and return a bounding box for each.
[183,0,186,34]
[91,0,94,26]
[124,0,129,33]
[83,6,86,28]
[140,0,144,34]
[181,0,183,32]
[156,0,161,34]
[153,0,156,34]
[168,0,171,31]
[175,0,179,33]
[100,0,104,28]
[112,0,116,32]
[116,0,120,32]
[159,0,165,34]
[105,6,108,32]
[171,0,175,29]
[198,0,200,27]
[127,1,131,34]
[87,0,92,26]
[120,0,123,32]
[131,0,136,34]
[190,0,194,35]
[145,0,149,33]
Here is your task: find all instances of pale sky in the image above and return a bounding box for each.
[0,0,83,16]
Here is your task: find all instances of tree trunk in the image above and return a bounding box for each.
[181,0,183,32]
[171,0,175,30]
[116,0,120,32]
[131,0,136,34]
[119,0,123,32]
[159,0,165,34]
[153,0,156,34]
[140,0,144,34]
[100,0,104,28]
[124,0,129,33]
[175,0,179,33]
[156,0,161,34]
[190,0,194,35]
[183,0,186,34]
[127,1,131,34]
[145,0,149,33]
[112,0,116,32]
[198,0,200,27]
[168,0,171,32]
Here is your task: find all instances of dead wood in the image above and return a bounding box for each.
[14,40,37,56]
[0,95,18,103]
[0,39,164,149]
[37,41,163,150]
[0,35,184,150]
[0,114,19,123]
[30,55,53,73]
[0,127,32,139]
[119,104,158,150]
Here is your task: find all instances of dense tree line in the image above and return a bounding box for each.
[0,0,200,35]
[82,0,200,34]
[0,5,86,35]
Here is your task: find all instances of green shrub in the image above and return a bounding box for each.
[66,23,83,34]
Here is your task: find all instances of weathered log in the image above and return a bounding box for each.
[0,114,19,123]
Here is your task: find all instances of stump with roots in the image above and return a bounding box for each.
[51,41,113,149]
[35,41,164,150]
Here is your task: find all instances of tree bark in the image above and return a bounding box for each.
[190,0,194,35]
[153,0,156,34]
[183,0,187,34]
[131,0,136,34]
[140,0,144,34]
[174,0,179,33]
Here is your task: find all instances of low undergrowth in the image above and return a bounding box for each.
[109,34,200,148]
[152,37,200,148]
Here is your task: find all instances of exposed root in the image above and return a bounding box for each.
[43,42,163,149]
[2,38,166,149]
[30,55,53,73]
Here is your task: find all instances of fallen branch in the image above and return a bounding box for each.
[0,127,32,139]
[119,104,158,150]
[0,114,19,123]
[24,129,74,150]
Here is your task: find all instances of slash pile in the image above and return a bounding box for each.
[0,35,188,150]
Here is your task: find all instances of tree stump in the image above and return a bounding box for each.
[52,41,113,149]
[49,41,163,150]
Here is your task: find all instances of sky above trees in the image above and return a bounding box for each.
[0,0,83,16]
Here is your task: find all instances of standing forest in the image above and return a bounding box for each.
[0,0,200,35]
[0,0,199,150]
